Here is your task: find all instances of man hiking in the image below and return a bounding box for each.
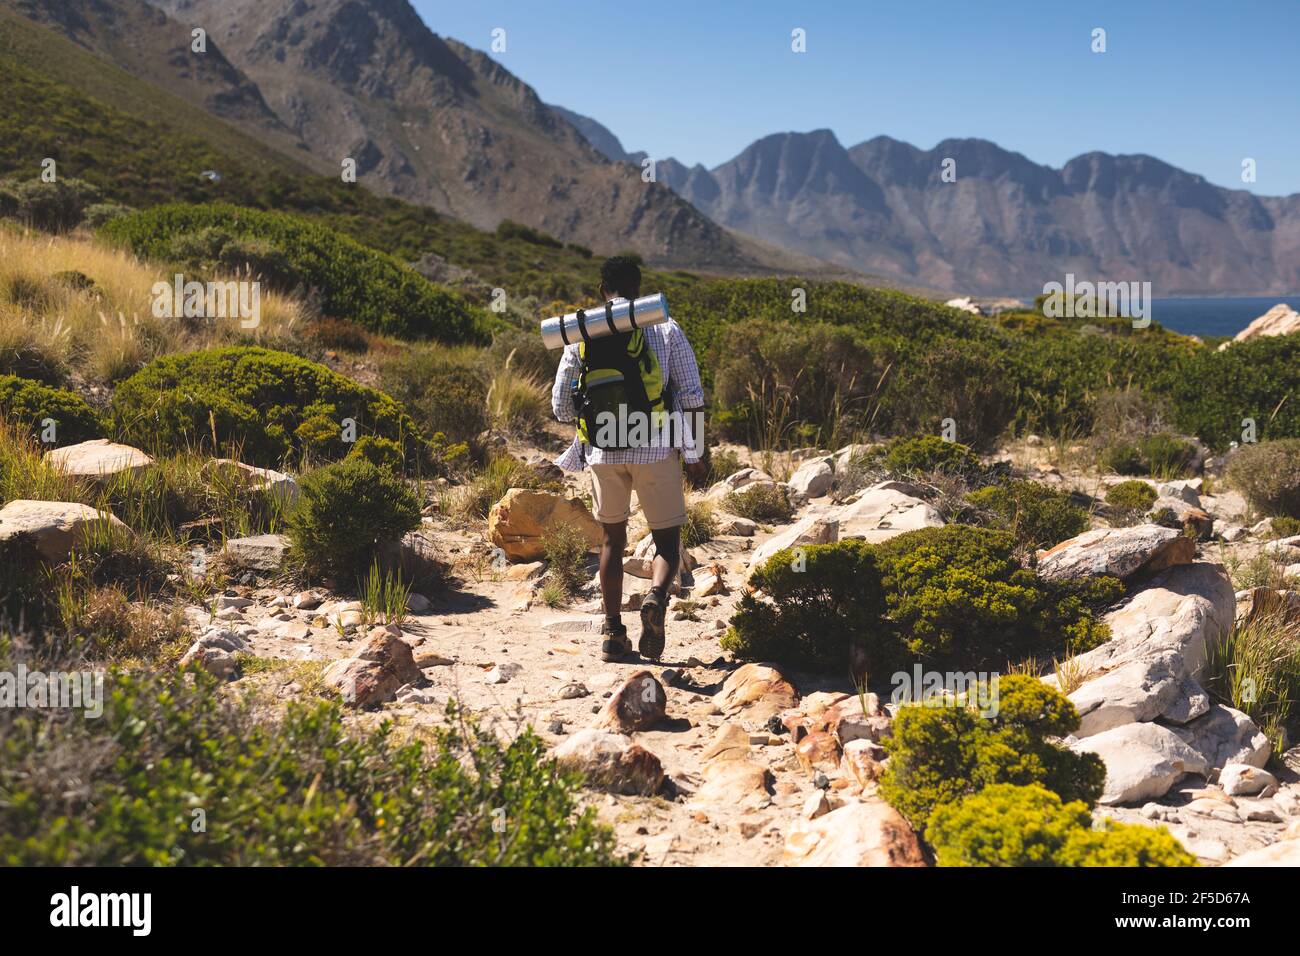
[551,255,707,662]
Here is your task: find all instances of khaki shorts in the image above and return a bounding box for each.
[589,453,687,530]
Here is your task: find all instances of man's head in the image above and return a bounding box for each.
[598,255,642,301]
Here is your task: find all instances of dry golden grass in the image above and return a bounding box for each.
[0,223,307,385]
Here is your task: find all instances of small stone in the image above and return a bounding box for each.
[558,682,589,700]
[813,771,830,790]
[1220,763,1279,797]
[802,791,830,820]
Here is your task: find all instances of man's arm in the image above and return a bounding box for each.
[552,344,580,423]
[665,323,706,468]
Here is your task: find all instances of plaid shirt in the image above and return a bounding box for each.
[551,312,705,471]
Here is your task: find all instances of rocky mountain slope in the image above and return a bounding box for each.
[0,0,319,166]
[560,110,1300,297]
[131,0,761,269]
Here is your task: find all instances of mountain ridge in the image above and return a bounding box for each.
[557,109,1300,296]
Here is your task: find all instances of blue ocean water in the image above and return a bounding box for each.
[1148,296,1300,338]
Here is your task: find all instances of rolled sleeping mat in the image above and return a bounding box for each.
[540,293,669,350]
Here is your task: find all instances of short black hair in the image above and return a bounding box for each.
[600,255,642,298]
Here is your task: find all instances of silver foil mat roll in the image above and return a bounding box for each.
[540,293,669,350]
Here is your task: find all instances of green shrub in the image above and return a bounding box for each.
[710,319,890,448]
[347,435,405,473]
[1057,819,1199,867]
[0,648,620,865]
[1106,479,1158,514]
[379,348,490,449]
[1168,336,1300,450]
[863,434,991,484]
[880,340,1016,452]
[0,373,101,444]
[723,483,793,523]
[723,541,886,670]
[879,676,1106,832]
[109,346,452,470]
[725,527,1120,671]
[873,526,1119,669]
[928,783,1195,867]
[1271,515,1300,538]
[1227,439,1300,518]
[0,176,102,231]
[102,204,488,342]
[706,447,745,485]
[682,498,717,548]
[966,479,1089,551]
[541,522,591,598]
[1099,431,1194,478]
[287,458,422,581]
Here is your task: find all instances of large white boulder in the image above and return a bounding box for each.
[43,439,152,479]
[825,481,943,543]
[1036,525,1195,583]
[787,456,835,500]
[1056,562,1235,738]
[1072,722,1209,805]
[748,515,838,571]
[0,499,131,563]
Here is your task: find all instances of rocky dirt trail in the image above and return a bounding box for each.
[37,437,1298,866]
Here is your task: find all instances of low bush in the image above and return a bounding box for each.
[879,676,1106,832]
[724,527,1121,671]
[874,526,1119,669]
[966,479,1089,552]
[861,434,993,485]
[110,346,454,471]
[709,319,890,449]
[1167,336,1300,450]
[1202,603,1300,753]
[1271,515,1300,538]
[0,176,102,232]
[378,347,490,450]
[287,458,422,581]
[102,204,488,342]
[1099,431,1195,478]
[682,498,717,548]
[347,435,406,473]
[723,483,793,523]
[1226,439,1300,518]
[541,523,591,598]
[723,541,886,670]
[0,373,101,444]
[927,783,1195,867]
[1105,479,1158,517]
[0,645,621,865]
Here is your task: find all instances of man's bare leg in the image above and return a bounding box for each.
[638,525,680,660]
[600,520,627,618]
[598,520,632,661]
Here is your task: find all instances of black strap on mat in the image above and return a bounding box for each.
[627,297,638,329]
[603,301,618,336]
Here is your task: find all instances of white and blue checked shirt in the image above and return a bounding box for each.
[551,311,705,471]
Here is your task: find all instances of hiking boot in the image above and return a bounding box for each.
[600,620,635,662]
[638,590,667,660]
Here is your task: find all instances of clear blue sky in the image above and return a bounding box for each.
[413,0,1300,196]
